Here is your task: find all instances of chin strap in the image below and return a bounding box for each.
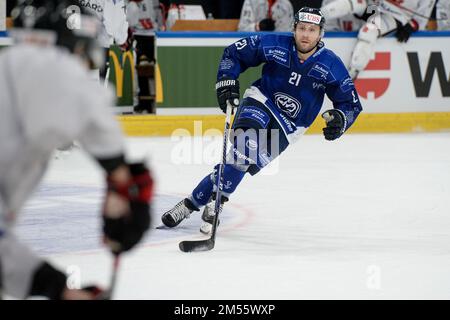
[297,39,323,55]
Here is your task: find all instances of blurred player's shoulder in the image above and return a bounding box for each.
[3,43,90,78]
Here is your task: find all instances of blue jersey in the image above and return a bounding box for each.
[217,34,362,138]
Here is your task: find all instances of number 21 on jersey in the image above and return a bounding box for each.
[288,72,301,86]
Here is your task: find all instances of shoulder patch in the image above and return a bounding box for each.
[340,76,355,93]
[308,62,334,81]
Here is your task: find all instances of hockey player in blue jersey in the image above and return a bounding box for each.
[161,7,363,233]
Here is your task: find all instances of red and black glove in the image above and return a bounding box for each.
[103,162,154,254]
[395,19,418,43]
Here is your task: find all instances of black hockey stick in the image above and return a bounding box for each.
[97,254,120,300]
[179,100,235,252]
[384,0,444,21]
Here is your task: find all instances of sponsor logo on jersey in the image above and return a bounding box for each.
[219,58,234,71]
[239,106,270,128]
[274,92,302,119]
[263,46,290,68]
[245,139,258,151]
[277,111,295,133]
[196,192,204,199]
[259,152,272,167]
[352,90,358,103]
[79,0,104,13]
[313,82,326,90]
[233,148,253,164]
[223,181,233,190]
[308,63,329,80]
[340,76,354,93]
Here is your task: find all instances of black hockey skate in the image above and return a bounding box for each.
[161,198,199,228]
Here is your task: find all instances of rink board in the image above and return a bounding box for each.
[117,112,450,136]
[143,31,450,135]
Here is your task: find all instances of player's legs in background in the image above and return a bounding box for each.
[349,12,398,79]
[99,48,110,83]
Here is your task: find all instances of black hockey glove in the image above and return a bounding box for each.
[258,18,275,31]
[216,76,240,113]
[322,109,347,141]
[395,19,418,43]
[29,262,67,300]
[103,163,154,254]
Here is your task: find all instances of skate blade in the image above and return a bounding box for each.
[156,223,171,230]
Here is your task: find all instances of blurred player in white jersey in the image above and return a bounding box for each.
[77,0,132,79]
[322,0,364,31]
[436,0,450,30]
[1,0,154,300]
[321,0,436,79]
[238,0,294,31]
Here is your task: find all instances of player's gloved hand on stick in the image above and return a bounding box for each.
[258,18,276,31]
[322,109,347,141]
[103,162,154,254]
[395,19,418,43]
[216,76,240,113]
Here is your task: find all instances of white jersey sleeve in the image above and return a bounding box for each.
[437,0,450,30]
[103,0,129,45]
[271,0,294,32]
[238,0,260,31]
[238,0,294,32]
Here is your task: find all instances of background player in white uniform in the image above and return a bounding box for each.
[437,0,450,30]
[78,0,129,49]
[78,0,131,79]
[322,0,364,31]
[320,0,436,78]
[126,0,162,33]
[238,0,294,32]
[1,0,154,300]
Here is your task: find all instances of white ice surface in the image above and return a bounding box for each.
[16,133,450,299]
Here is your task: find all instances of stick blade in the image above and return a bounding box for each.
[179,239,215,252]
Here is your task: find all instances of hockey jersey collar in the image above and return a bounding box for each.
[292,40,325,66]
